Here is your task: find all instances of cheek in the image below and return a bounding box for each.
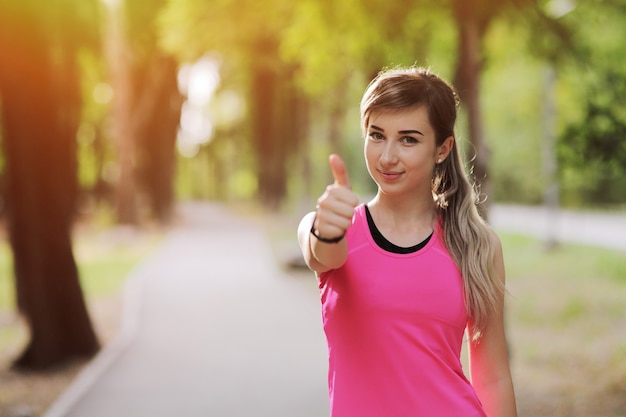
[364,142,378,175]
[363,140,374,162]
[404,150,435,173]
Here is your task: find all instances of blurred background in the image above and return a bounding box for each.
[0,0,625,416]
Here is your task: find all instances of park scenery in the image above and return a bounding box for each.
[0,0,625,416]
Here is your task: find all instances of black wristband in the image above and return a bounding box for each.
[310,224,345,244]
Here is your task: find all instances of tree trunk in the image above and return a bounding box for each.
[250,41,309,210]
[453,0,491,219]
[103,0,138,224]
[0,13,99,370]
[134,55,183,224]
[250,41,280,209]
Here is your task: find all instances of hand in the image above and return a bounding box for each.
[313,154,359,240]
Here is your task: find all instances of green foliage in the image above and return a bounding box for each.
[5,0,622,211]
[126,0,165,56]
[475,0,626,207]
[159,0,293,63]
[280,0,438,96]
[555,0,626,206]
[0,0,100,46]
[76,49,113,192]
[482,21,546,204]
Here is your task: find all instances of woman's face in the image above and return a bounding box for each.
[364,106,440,199]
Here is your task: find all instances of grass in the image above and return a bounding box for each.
[501,233,626,325]
[73,230,162,298]
[0,240,14,312]
[503,233,626,283]
[500,233,626,416]
[0,229,161,312]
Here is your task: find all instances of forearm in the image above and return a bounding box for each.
[473,375,517,417]
[469,232,517,417]
[298,212,348,272]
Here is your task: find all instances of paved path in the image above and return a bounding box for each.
[43,202,625,417]
[490,205,626,252]
[45,203,329,417]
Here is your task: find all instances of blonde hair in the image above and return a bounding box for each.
[360,67,504,338]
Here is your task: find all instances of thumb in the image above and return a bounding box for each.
[329,154,351,188]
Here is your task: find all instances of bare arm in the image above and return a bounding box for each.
[468,231,518,417]
[297,155,359,274]
[298,212,349,273]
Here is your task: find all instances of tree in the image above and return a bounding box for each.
[132,54,182,222]
[126,0,184,223]
[101,0,184,224]
[102,0,138,224]
[161,0,589,213]
[450,0,532,218]
[479,0,626,207]
[555,0,626,206]
[160,0,309,208]
[0,0,100,369]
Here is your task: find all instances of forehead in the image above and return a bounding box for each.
[367,106,433,130]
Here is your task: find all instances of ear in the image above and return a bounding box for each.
[435,136,454,164]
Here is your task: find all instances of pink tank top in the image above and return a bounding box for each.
[318,204,486,417]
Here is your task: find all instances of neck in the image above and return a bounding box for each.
[369,191,436,227]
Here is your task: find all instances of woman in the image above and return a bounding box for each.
[297,67,517,417]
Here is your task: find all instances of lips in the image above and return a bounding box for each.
[378,170,403,181]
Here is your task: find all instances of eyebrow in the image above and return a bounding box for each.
[370,125,424,136]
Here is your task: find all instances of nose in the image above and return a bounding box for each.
[380,141,398,166]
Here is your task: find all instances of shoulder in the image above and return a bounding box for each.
[353,203,366,219]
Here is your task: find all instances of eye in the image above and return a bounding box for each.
[368,132,384,141]
[401,136,419,145]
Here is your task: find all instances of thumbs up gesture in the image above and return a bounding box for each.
[312,154,360,242]
[330,153,351,188]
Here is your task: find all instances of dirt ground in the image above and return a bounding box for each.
[0,295,122,417]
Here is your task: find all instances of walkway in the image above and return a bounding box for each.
[490,204,626,252]
[44,203,329,417]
